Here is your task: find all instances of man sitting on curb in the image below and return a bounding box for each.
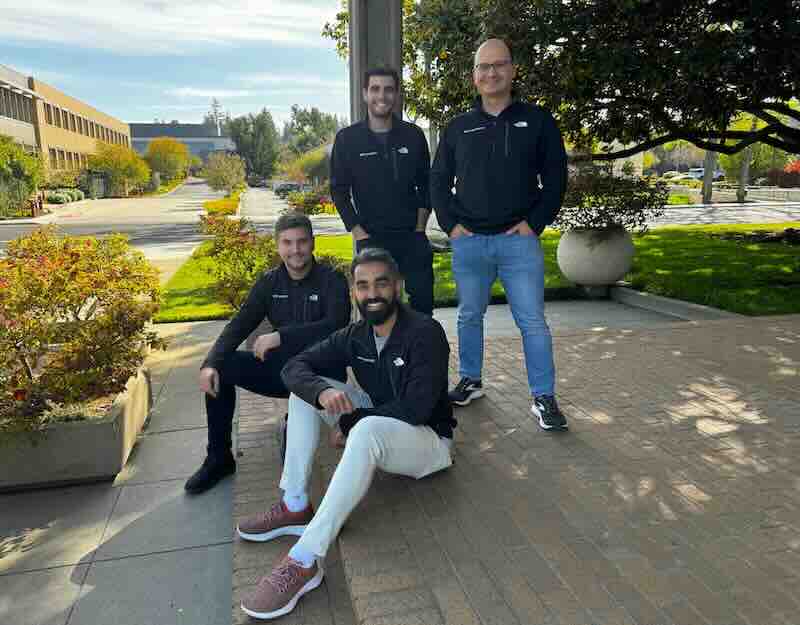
[185,212,352,494]
[237,248,456,620]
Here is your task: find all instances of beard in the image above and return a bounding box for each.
[357,297,397,325]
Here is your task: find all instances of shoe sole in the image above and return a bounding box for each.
[237,523,308,542]
[531,406,569,432]
[451,389,485,406]
[241,566,325,620]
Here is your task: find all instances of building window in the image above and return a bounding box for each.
[44,103,52,125]
[53,107,61,128]
[57,149,65,169]
[49,148,57,169]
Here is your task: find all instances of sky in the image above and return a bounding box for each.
[0,0,349,130]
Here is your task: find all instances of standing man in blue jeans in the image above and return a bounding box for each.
[430,38,569,430]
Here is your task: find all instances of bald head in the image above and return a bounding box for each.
[474,38,512,66]
[473,38,515,102]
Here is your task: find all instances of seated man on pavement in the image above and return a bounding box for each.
[185,212,352,495]
[237,247,457,621]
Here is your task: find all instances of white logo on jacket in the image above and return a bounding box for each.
[398,146,409,154]
[272,293,288,299]
[463,126,486,134]
[359,151,378,157]
[393,357,405,367]
[514,121,528,128]
[309,294,319,301]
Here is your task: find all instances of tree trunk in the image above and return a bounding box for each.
[737,118,758,203]
[702,149,716,204]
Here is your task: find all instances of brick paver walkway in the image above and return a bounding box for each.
[234,316,800,625]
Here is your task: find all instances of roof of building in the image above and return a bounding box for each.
[129,122,228,139]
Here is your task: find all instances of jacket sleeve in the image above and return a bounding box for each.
[329,131,360,231]
[527,111,568,234]
[281,328,351,408]
[341,322,450,434]
[414,127,432,210]
[430,123,459,235]
[202,272,272,370]
[276,269,352,354]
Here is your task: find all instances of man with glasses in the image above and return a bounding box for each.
[431,38,570,431]
[330,67,434,315]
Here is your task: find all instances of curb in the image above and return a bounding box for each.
[610,285,744,321]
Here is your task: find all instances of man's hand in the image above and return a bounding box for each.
[253,332,281,361]
[329,429,347,449]
[199,367,220,398]
[351,225,370,241]
[505,220,537,237]
[449,224,473,240]
[318,387,354,416]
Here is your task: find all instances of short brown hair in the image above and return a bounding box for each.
[274,212,313,239]
[363,67,400,90]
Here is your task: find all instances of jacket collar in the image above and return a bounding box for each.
[471,96,522,120]
[353,302,412,352]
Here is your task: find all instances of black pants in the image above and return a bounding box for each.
[205,349,292,458]
[356,231,434,315]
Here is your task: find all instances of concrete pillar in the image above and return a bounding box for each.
[348,0,403,123]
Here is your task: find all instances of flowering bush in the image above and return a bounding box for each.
[287,189,329,215]
[198,214,348,309]
[555,162,668,234]
[0,227,165,438]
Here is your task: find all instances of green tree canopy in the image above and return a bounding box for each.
[204,152,246,195]
[88,143,150,196]
[227,109,280,179]
[144,137,190,181]
[328,0,800,160]
[282,105,339,155]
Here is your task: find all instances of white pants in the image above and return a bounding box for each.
[280,378,453,557]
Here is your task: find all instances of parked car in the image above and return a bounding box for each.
[273,182,301,198]
[687,168,725,181]
[661,170,681,179]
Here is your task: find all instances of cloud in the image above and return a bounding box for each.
[235,74,346,92]
[0,1,339,55]
[167,87,255,99]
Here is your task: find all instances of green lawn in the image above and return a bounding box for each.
[155,224,800,322]
[628,222,800,316]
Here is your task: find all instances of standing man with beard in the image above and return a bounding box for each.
[431,38,569,431]
[184,213,351,495]
[330,67,435,315]
[236,248,456,620]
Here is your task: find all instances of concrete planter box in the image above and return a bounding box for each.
[0,368,152,493]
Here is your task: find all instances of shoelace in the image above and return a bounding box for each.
[259,502,285,526]
[456,378,474,392]
[265,557,306,593]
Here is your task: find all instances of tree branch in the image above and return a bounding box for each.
[758,102,800,123]
[570,134,680,162]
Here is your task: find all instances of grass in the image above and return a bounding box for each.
[140,176,185,197]
[154,224,800,322]
[628,222,800,316]
[667,192,693,205]
[204,189,242,215]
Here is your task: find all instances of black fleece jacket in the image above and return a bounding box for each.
[202,260,351,371]
[330,117,431,234]
[281,304,456,439]
[430,100,567,235]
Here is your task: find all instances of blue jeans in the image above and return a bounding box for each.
[451,232,555,396]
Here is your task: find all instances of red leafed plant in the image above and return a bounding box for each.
[0,226,166,438]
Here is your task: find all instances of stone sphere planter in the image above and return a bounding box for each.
[557,227,635,286]
[0,367,152,493]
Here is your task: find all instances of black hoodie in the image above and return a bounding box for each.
[430,100,567,235]
[330,117,431,234]
[281,304,456,439]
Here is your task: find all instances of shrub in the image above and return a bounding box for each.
[1,134,44,218]
[45,191,71,204]
[199,215,280,309]
[556,162,668,233]
[766,168,800,188]
[287,189,329,215]
[0,227,165,437]
[204,189,242,216]
[785,160,800,175]
[60,188,84,201]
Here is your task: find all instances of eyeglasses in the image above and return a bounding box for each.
[474,59,512,74]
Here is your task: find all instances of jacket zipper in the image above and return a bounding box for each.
[505,122,510,157]
[392,148,398,182]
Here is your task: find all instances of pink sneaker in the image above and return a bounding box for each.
[241,553,324,620]
[237,501,313,542]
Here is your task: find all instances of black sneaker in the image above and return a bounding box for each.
[532,395,568,431]
[449,377,485,406]
[185,454,236,494]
